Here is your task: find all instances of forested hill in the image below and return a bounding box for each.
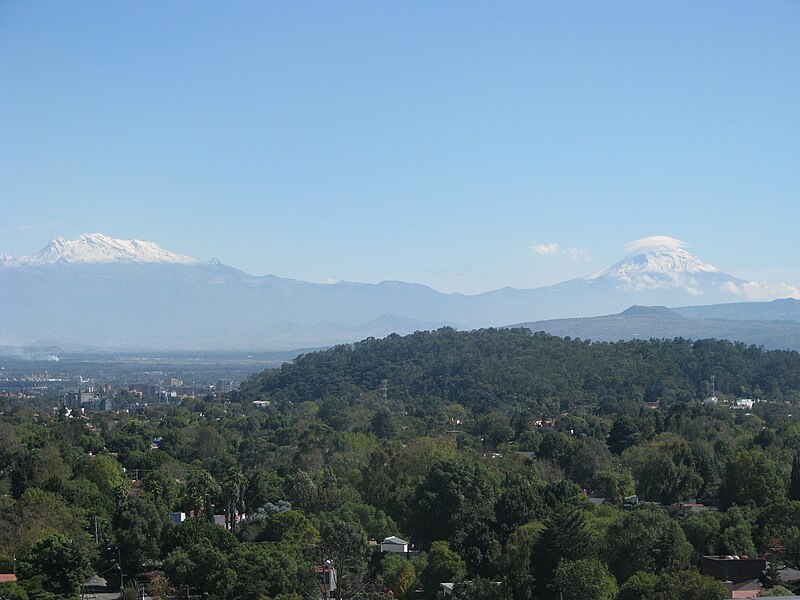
[237,328,800,412]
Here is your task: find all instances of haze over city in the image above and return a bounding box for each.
[2,2,799,294]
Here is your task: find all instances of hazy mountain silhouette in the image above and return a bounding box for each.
[2,234,797,350]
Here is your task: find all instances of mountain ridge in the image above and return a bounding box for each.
[510,298,800,351]
[2,233,799,350]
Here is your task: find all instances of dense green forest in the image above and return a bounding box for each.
[2,328,800,600]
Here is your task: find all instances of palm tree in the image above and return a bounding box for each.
[184,469,218,520]
[222,467,247,533]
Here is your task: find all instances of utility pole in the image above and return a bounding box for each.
[118,545,124,593]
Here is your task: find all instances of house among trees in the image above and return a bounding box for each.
[379,536,409,554]
[723,579,762,598]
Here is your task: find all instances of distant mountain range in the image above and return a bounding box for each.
[510,299,800,351]
[2,233,799,351]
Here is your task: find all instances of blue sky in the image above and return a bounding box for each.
[2,1,799,294]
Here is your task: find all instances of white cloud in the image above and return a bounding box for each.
[624,235,688,253]
[722,280,800,301]
[532,242,591,261]
[533,242,559,255]
[17,224,34,232]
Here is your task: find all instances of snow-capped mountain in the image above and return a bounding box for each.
[581,236,743,296]
[1,233,797,350]
[470,236,761,324]
[588,236,719,278]
[8,233,199,266]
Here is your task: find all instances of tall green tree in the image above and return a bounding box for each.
[182,469,218,519]
[0,581,29,600]
[141,469,179,507]
[651,570,725,600]
[260,510,319,545]
[495,473,546,541]
[222,467,247,534]
[718,506,756,556]
[163,516,238,556]
[18,533,92,600]
[608,415,639,455]
[410,457,499,551]
[534,508,599,591]
[617,571,658,600]
[790,454,800,501]
[228,543,314,600]
[391,562,417,600]
[113,496,168,574]
[318,519,370,600]
[420,541,466,600]
[551,558,618,600]
[162,539,233,599]
[681,510,721,562]
[606,508,692,584]
[497,521,544,600]
[77,454,129,506]
[718,450,784,509]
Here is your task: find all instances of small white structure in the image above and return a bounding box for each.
[440,583,454,597]
[380,536,409,554]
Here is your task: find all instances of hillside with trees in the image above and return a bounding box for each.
[2,328,800,599]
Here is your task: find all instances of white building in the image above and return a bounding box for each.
[379,536,409,554]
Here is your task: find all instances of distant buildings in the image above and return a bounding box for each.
[703,396,761,411]
[216,379,234,394]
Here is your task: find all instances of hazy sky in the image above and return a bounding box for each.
[2,2,799,294]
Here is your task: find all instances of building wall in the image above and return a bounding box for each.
[701,556,766,584]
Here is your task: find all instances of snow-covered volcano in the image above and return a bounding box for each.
[7,233,199,266]
[581,236,739,296]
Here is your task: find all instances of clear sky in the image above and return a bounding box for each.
[2,1,799,294]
